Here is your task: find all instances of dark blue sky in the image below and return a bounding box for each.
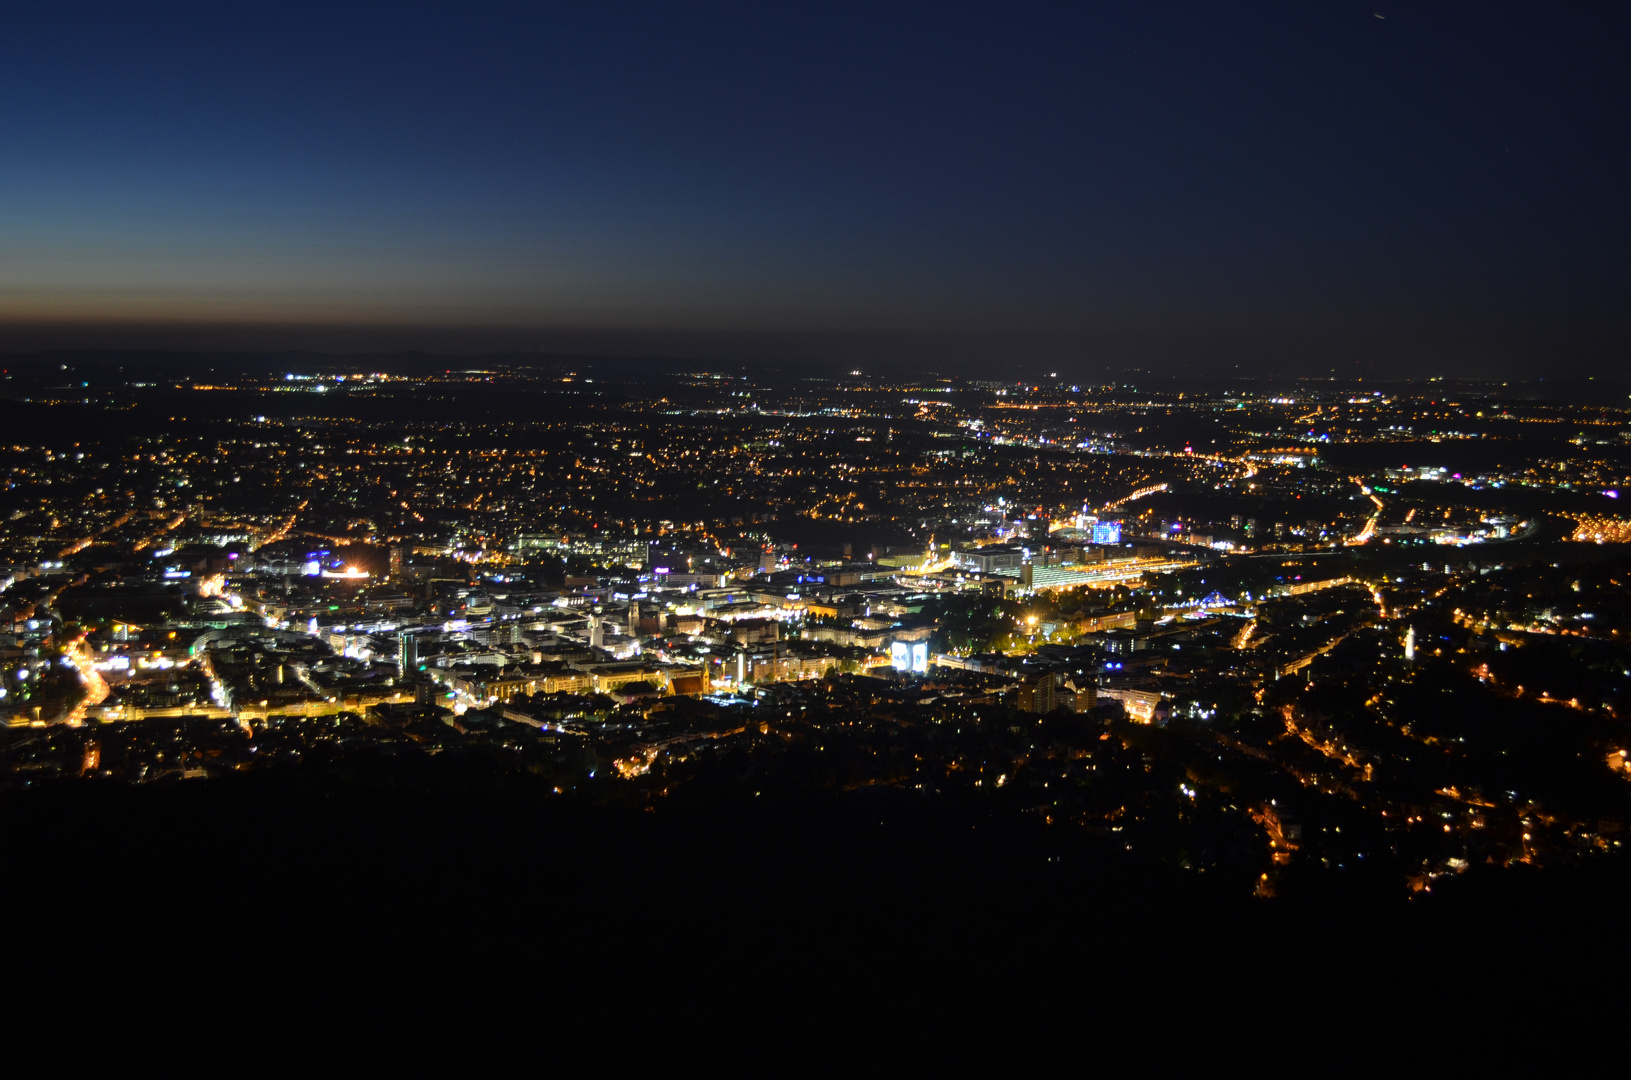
[3,2,1627,374]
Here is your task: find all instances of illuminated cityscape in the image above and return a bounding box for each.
[3,356,1629,908]
[5,3,1630,1036]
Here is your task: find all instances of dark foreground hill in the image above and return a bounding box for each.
[3,768,1625,1059]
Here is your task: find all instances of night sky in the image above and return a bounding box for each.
[3,3,1627,375]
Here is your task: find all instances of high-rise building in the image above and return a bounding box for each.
[1092,520,1122,545]
[1017,672,1059,713]
[397,632,418,675]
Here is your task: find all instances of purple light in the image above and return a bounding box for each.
[1606,490,1619,499]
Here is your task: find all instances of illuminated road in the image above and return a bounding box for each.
[131,512,188,552]
[8,573,90,625]
[1348,483,1384,545]
[1101,482,1168,512]
[64,633,109,726]
[56,510,135,559]
[255,501,307,549]
[1231,618,1257,650]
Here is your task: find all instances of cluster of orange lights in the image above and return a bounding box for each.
[1571,514,1631,544]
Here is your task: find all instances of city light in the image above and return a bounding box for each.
[0,358,1626,913]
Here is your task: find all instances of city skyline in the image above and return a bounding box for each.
[6,5,1631,1038]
